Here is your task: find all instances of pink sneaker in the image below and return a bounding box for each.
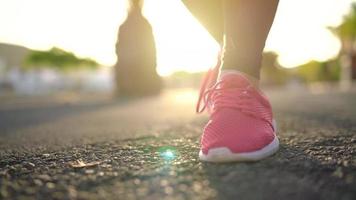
[196,71,279,162]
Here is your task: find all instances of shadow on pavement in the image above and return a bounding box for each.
[201,139,356,200]
[0,94,158,134]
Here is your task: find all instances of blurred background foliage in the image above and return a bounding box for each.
[263,2,356,85]
[330,3,356,40]
[24,47,99,71]
[293,59,340,83]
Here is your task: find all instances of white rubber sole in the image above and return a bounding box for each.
[199,120,279,163]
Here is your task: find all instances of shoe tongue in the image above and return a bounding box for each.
[218,72,251,89]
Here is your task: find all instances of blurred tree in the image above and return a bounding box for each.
[293,59,340,83]
[24,47,98,71]
[329,3,356,84]
[114,0,162,96]
[331,3,356,43]
[260,52,290,85]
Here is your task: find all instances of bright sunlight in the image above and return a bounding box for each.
[0,0,354,76]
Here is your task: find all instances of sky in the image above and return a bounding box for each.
[0,0,354,76]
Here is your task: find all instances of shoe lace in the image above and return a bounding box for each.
[196,60,270,125]
[197,75,255,111]
[196,53,221,113]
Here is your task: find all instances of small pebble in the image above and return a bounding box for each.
[34,179,43,186]
[85,169,94,174]
[38,174,51,181]
[46,182,55,189]
[25,162,35,169]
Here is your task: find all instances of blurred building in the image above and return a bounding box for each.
[0,43,30,92]
[0,43,29,69]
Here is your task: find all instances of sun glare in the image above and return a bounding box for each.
[143,0,220,76]
[0,0,354,75]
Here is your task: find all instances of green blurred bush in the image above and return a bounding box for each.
[292,59,340,83]
[24,47,99,71]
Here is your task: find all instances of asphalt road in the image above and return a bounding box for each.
[0,87,355,200]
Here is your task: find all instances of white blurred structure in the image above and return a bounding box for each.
[1,67,114,95]
[0,43,114,95]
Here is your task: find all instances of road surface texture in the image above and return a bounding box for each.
[0,87,355,200]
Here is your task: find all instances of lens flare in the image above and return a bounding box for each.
[158,146,177,161]
[161,150,175,160]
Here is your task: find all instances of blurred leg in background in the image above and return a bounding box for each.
[115,0,162,96]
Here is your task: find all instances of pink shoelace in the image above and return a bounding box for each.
[196,57,271,125]
[196,53,221,113]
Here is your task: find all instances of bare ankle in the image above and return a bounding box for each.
[220,70,260,88]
